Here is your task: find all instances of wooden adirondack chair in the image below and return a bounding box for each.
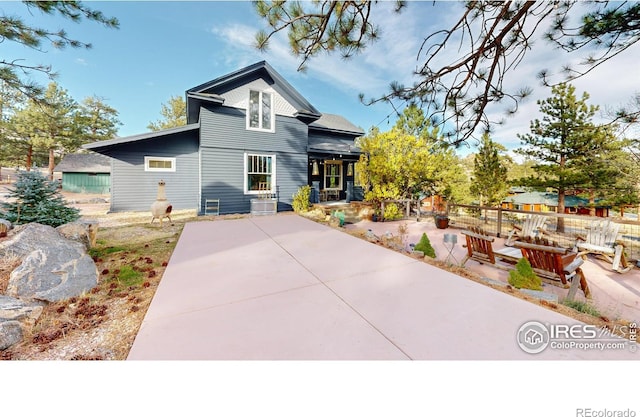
[575,219,633,273]
[461,227,522,269]
[505,214,549,247]
[514,241,591,300]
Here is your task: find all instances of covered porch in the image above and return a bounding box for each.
[307,148,363,204]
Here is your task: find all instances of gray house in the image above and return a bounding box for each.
[84,61,364,214]
[53,152,111,194]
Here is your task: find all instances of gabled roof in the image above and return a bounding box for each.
[54,152,111,173]
[186,61,322,124]
[310,113,364,136]
[83,124,199,151]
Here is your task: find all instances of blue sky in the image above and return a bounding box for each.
[2,1,639,155]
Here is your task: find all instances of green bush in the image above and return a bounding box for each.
[414,233,436,258]
[383,203,403,221]
[292,185,312,213]
[508,258,542,290]
[0,170,80,227]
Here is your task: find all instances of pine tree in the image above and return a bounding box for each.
[516,83,604,232]
[470,133,508,208]
[0,170,80,227]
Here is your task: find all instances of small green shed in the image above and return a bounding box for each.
[54,152,111,194]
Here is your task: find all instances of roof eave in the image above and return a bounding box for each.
[83,123,199,150]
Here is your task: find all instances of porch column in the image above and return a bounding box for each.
[311,181,320,204]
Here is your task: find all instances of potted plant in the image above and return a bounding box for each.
[435,213,449,229]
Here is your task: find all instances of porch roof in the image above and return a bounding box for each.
[308,143,362,158]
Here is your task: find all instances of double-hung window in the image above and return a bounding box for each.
[247,90,273,132]
[245,153,276,194]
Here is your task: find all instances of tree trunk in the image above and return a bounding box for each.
[588,189,596,217]
[48,148,54,181]
[26,144,32,171]
[557,188,566,233]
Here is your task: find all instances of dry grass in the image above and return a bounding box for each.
[0,216,195,360]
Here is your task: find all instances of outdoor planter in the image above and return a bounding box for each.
[435,215,449,229]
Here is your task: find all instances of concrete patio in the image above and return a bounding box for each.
[127,213,638,360]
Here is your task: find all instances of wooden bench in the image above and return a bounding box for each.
[461,229,522,270]
[514,241,591,300]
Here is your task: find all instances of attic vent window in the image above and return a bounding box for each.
[248,90,273,132]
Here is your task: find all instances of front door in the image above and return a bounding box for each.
[324,160,342,191]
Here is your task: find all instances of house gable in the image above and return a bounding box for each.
[186,61,321,125]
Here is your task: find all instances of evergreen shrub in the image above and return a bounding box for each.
[0,170,80,227]
[508,257,542,291]
[414,232,436,258]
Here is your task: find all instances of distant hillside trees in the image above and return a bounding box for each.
[1,82,121,179]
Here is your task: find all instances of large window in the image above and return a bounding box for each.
[144,156,176,172]
[245,153,276,194]
[248,90,273,131]
[324,160,342,190]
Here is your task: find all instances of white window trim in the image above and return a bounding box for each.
[144,156,176,172]
[246,90,275,133]
[324,160,343,190]
[244,152,276,195]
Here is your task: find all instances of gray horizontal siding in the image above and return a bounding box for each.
[200,107,309,214]
[100,132,199,212]
[200,147,307,214]
[200,106,307,153]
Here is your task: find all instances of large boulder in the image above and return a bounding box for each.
[0,223,99,303]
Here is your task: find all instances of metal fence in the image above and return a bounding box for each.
[447,204,640,262]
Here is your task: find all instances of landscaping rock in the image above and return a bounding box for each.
[1,223,99,303]
[0,321,22,351]
[57,219,99,250]
[480,276,509,288]
[0,295,43,323]
[520,289,559,302]
[364,230,379,242]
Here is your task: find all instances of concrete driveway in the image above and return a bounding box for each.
[127,214,638,360]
